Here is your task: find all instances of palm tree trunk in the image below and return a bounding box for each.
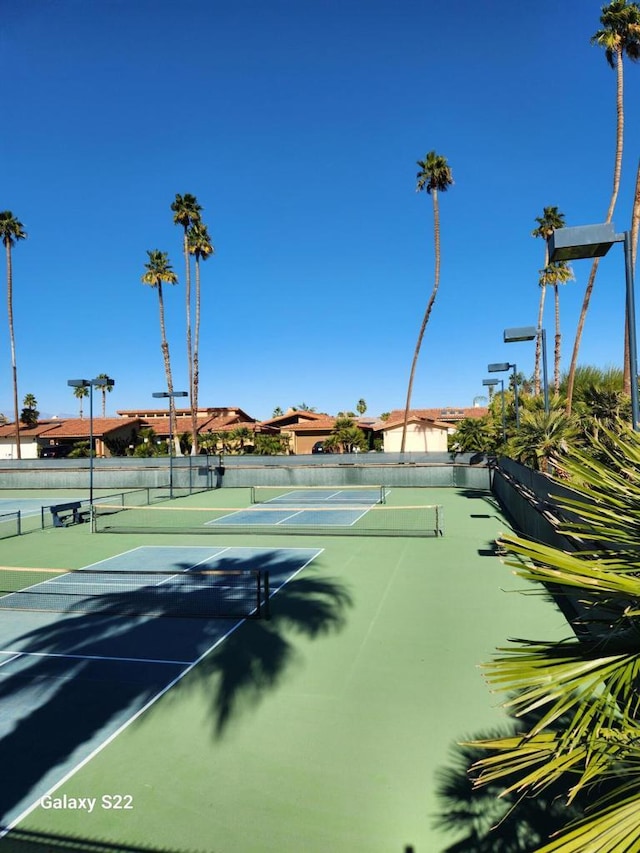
[554,284,561,393]
[157,283,180,456]
[192,255,201,455]
[183,230,196,455]
[5,240,20,459]
[566,48,625,416]
[401,190,441,452]
[534,247,550,396]
[534,284,547,396]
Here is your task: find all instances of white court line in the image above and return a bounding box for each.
[0,650,193,666]
[153,547,233,587]
[0,547,325,838]
[274,510,306,525]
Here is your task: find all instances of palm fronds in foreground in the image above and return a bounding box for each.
[470,421,640,851]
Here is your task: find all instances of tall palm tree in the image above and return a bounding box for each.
[532,207,566,395]
[565,0,640,416]
[356,398,367,416]
[94,373,114,418]
[400,151,454,453]
[0,211,26,459]
[187,221,214,454]
[141,250,180,453]
[538,262,575,393]
[73,384,89,418]
[171,193,202,453]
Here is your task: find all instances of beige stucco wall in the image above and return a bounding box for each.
[382,423,448,453]
[0,438,39,459]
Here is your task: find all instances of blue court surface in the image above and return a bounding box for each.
[0,544,321,834]
[209,487,385,528]
[207,506,371,527]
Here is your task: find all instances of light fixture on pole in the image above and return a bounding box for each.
[504,326,549,415]
[67,376,115,509]
[488,362,520,427]
[483,378,506,442]
[548,222,639,431]
[152,390,188,499]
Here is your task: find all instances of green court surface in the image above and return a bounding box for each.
[0,486,566,852]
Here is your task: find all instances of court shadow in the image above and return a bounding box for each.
[0,552,352,830]
[477,541,502,557]
[432,707,617,851]
[187,575,353,736]
[455,489,501,511]
[0,826,204,852]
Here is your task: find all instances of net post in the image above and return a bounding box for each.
[250,486,256,504]
[90,505,96,534]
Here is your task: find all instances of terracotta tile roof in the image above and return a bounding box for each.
[37,418,143,439]
[285,418,337,433]
[260,411,329,427]
[0,420,64,438]
[381,407,488,427]
[376,414,450,432]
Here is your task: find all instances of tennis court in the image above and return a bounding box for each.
[0,485,564,852]
[92,486,444,537]
[0,544,320,837]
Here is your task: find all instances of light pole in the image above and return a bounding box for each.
[488,362,519,427]
[152,390,188,499]
[483,378,506,442]
[67,376,115,507]
[504,326,549,415]
[548,222,639,431]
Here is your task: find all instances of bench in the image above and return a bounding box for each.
[50,502,91,528]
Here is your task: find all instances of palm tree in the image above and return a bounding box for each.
[469,424,640,849]
[73,384,89,418]
[400,151,454,453]
[356,399,367,416]
[272,407,284,417]
[532,207,566,395]
[141,250,180,453]
[565,0,640,416]
[538,262,575,393]
[94,373,114,418]
[0,211,26,459]
[187,221,214,454]
[21,392,39,427]
[171,193,202,452]
[23,392,37,416]
[452,417,494,453]
[505,408,579,472]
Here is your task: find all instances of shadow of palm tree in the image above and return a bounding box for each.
[433,707,619,852]
[0,826,207,852]
[192,576,353,735]
[0,552,352,831]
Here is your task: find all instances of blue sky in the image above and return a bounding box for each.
[2,0,639,420]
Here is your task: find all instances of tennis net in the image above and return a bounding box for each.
[0,566,270,619]
[0,511,21,540]
[92,502,444,537]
